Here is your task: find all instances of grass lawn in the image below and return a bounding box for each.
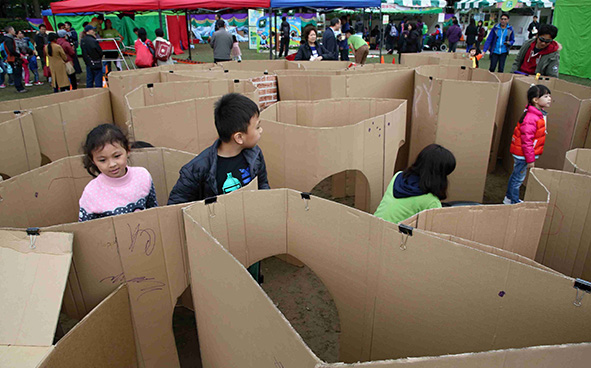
[1,42,589,102]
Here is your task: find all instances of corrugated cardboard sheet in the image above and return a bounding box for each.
[108,63,220,125]
[0,89,113,163]
[526,168,591,280]
[411,65,504,202]
[259,98,406,212]
[183,188,591,367]
[125,80,258,153]
[501,77,591,171]
[564,148,591,175]
[400,52,473,68]
[0,111,41,179]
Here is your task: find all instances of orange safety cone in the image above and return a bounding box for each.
[392,55,396,64]
[380,55,385,64]
[102,76,108,88]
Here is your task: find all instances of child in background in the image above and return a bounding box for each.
[374,144,456,224]
[469,47,483,68]
[504,84,551,205]
[231,35,242,62]
[168,93,269,282]
[27,48,42,85]
[79,124,158,222]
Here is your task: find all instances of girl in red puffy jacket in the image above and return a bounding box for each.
[504,84,551,204]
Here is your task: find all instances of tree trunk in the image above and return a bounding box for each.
[22,0,30,18]
[33,0,41,18]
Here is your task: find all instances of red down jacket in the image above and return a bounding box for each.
[510,105,547,163]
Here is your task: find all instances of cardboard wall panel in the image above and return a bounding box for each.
[182,188,591,368]
[525,168,591,280]
[410,66,500,202]
[0,111,41,179]
[0,148,194,229]
[126,80,258,154]
[564,148,591,175]
[260,98,406,213]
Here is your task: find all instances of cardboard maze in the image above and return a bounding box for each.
[0,89,113,164]
[125,79,258,153]
[259,98,406,213]
[410,65,511,202]
[108,63,220,125]
[525,168,591,280]
[501,76,591,171]
[564,148,591,175]
[0,111,41,179]
[0,230,137,368]
[400,51,473,68]
[183,188,591,367]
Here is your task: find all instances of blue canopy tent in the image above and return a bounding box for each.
[267,0,382,59]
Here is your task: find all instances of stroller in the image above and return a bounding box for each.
[423,31,447,52]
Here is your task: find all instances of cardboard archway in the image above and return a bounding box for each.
[259,98,406,213]
[183,188,591,367]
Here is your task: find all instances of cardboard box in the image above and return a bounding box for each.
[411,65,509,202]
[400,52,473,68]
[182,188,591,367]
[259,97,406,212]
[0,89,113,163]
[275,68,415,170]
[0,111,41,179]
[564,148,591,175]
[501,77,591,171]
[108,63,220,125]
[125,79,258,153]
[525,168,591,280]
[0,148,194,228]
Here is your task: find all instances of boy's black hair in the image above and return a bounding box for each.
[155,28,164,37]
[435,24,440,28]
[282,16,287,21]
[519,84,552,125]
[403,144,456,200]
[133,27,139,33]
[39,24,46,29]
[501,13,510,19]
[57,22,65,29]
[65,21,72,27]
[83,124,130,177]
[214,93,259,143]
[137,27,147,42]
[345,28,353,35]
[538,24,558,39]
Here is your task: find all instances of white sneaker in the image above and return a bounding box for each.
[503,196,512,205]
[24,83,33,87]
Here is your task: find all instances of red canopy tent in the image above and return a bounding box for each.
[51,0,162,13]
[158,0,270,9]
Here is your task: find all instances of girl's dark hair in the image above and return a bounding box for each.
[137,27,147,42]
[477,20,483,26]
[404,144,456,200]
[519,84,552,124]
[407,22,417,31]
[302,25,317,44]
[469,18,476,27]
[47,32,58,56]
[232,34,237,43]
[83,124,130,177]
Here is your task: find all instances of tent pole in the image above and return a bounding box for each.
[186,10,192,61]
[268,8,273,60]
[159,9,163,29]
[379,8,382,59]
[52,14,57,31]
[274,11,278,60]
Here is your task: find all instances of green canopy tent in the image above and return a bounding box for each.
[554,0,591,79]
[454,0,554,10]
[339,0,446,13]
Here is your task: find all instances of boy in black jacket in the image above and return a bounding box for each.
[168,93,269,282]
[168,93,269,204]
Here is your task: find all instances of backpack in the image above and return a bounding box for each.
[155,39,172,61]
[389,25,398,37]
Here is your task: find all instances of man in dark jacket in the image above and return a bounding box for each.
[512,24,560,78]
[34,24,48,81]
[3,26,26,93]
[279,16,291,58]
[80,24,103,88]
[322,18,341,61]
[528,16,540,39]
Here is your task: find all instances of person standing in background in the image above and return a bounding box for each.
[446,19,463,53]
[384,16,397,55]
[210,19,233,63]
[154,28,174,65]
[465,18,478,52]
[56,29,77,90]
[81,24,103,88]
[339,15,350,61]
[483,13,514,73]
[476,20,487,50]
[322,17,341,60]
[65,21,83,74]
[34,24,48,82]
[528,15,540,39]
[4,26,26,93]
[278,16,290,58]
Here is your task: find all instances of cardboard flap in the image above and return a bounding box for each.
[0,230,73,346]
[0,346,53,368]
[0,111,41,179]
[564,149,591,175]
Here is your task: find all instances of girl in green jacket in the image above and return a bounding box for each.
[374,144,456,224]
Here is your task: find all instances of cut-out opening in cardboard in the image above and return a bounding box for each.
[311,170,370,212]
[564,148,591,175]
[259,98,406,213]
[183,188,591,367]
